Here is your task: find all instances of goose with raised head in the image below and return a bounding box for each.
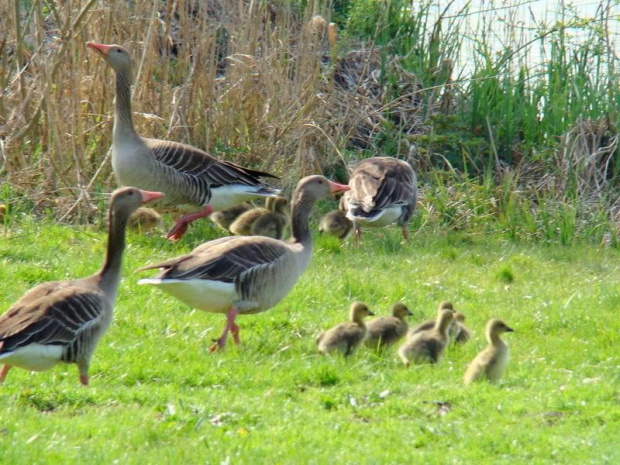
[0,187,164,385]
[398,307,454,366]
[364,302,413,350]
[210,203,253,232]
[138,175,349,351]
[451,312,472,344]
[318,210,354,240]
[316,302,374,356]
[342,156,417,243]
[408,301,455,337]
[464,319,513,384]
[87,42,280,241]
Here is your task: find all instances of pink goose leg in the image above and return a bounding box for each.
[165,206,214,241]
[0,364,12,383]
[210,306,241,352]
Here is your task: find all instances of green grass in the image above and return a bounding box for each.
[1,216,619,463]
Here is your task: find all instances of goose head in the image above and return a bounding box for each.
[438,300,454,311]
[350,301,374,323]
[293,175,349,204]
[486,318,514,339]
[272,196,289,214]
[454,312,466,323]
[111,187,164,216]
[87,42,132,72]
[435,307,455,333]
[392,302,413,319]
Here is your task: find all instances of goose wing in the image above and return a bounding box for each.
[0,281,105,353]
[138,236,291,283]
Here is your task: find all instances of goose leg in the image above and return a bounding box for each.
[166,206,214,241]
[0,364,12,382]
[401,224,410,240]
[354,224,362,246]
[210,306,240,352]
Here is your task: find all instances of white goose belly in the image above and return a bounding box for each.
[0,344,64,371]
[347,206,403,227]
[139,279,238,314]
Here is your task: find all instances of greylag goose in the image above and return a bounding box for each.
[318,210,354,240]
[87,42,280,241]
[316,302,374,356]
[342,157,417,243]
[451,312,472,344]
[364,302,413,350]
[210,203,253,232]
[398,307,454,366]
[408,301,455,337]
[0,187,164,385]
[464,319,514,384]
[128,207,163,233]
[138,175,349,351]
[230,196,289,239]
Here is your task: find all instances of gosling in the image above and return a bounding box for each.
[230,196,288,238]
[210,202,253,232]
[408,301,455,337]
[250,196,289,239]
[319,210,354,240]
[128,207,163,233]
[451,312,472,344]
[364,302,413,350]
[317,302,374,356]
[464,318,514,384]
[398,307,454,366]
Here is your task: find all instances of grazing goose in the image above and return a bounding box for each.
[210,203,253,232]
[342,157,417,243]
[364,302,413,349]
[318,210,354,240]
[408,301,455,337]
[398,307,454,366]
[87,42,280,241]
[451,312,472,344]
[464,319,514,384]
[0,187,164,385]
[317,302,374,356]
[230,196,289,239]
[128,207,163,233]
[138,175,349,351]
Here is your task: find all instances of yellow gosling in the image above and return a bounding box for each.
[364,302,413,350]
[464,318,514,384]
[317,302,374,356]
[398,308,454,366]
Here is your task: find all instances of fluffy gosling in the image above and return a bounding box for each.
[230,196,288,237]
[464,318,514,384]
[250,196,289,239]
[398,307,454,366]
[319,210,354,240]
[128,207,163,233]
[364,302,413,350]
[408,301,455,336]
[210,202,253,232]
[317,302,374,356]
[451,312,472,344]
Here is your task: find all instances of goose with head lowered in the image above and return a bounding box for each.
[138,175,349,351]
[342,156,417,243]
[87,42,280,241]
[0,187,164,385]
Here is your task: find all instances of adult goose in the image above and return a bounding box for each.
[0,187,164,385]
[342,157,417,243]
[87,42,280,241]
[138,175,349,351]
[464,319,514,384]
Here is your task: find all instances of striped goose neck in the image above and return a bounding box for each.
[98,206,130,293]
[290,194,316,245]
[113,66,137,139]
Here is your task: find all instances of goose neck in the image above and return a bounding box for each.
[290,194,315,245]
[113,66,137,140]
[98,206,130,294]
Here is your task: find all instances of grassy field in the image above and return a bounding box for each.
[0,214,618,464]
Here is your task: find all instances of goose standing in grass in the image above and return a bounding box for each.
[230,196,289,239]
[398,307,454,366]
[128,207,163,233]
[364,302,413,350]
[138,175,349,351]
[210,203,253,232]
[464,319,514,384]
[317,302,374,356]
[0,187,164,385]
[342,157,417,243]
[408,301,455,337]
[87,42,280,241]
[318,210,354,240]
[451,312,472,344]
